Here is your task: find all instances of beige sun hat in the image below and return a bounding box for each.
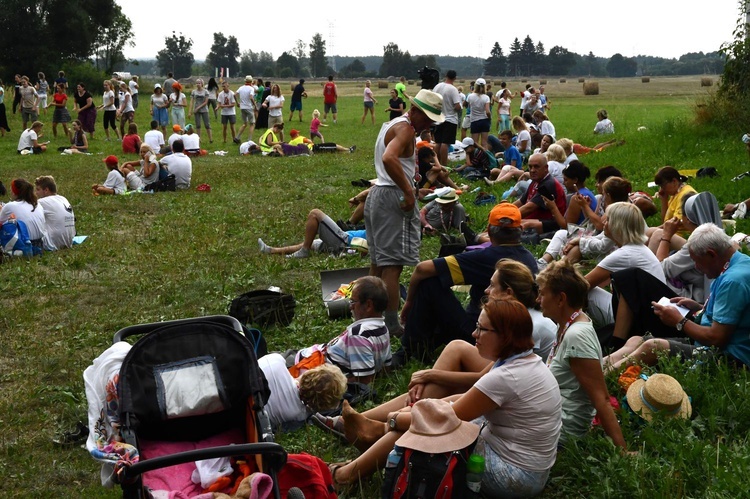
[435,188,459,204]
[395,399,479,453]
[409,89,445,124]
[626,373,692,421]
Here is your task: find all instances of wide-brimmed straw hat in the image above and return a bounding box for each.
[409,89,445,124]
[436,188,459,204]
[626,373,691,421]
[395,399,479,453]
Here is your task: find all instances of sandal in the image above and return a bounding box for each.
[53,421,89,446]
[310,413,347,442]
[328,461,352,490]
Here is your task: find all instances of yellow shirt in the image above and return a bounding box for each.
[289,136,314,151]
[666,184,696,221]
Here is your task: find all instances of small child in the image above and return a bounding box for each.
[122,123,141,154]
[92,155,126,195]
[310,109,326,143]
[259,354,347,430]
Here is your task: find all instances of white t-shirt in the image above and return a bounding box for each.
[103,170,126,194]
[497,96,511,116]
[170,92,187,108]
[38,195,75,249]
[474,355,562,472]
[598,244,666,283]
[167,133,183,147]
[467,93,490,122]
[258,353,308,428]
[516,129,531,152]
[17,128,38,150]
[594,119,614,135]
[218,90,236,115]
[0,200,47,241]
[144,129,165,151]
[235,85,256,110]
[540,120,555,138]
[151,93,169,109]
[160,152,192,190]
[240,140,258,155]
[129,80,138,95]
[102,90,116,111]
[119,92,134,113]
[433,82,460,125]
[264,95,284,117]
[529,308,556,361]
[547,160,566,186]
[182,133,200,151]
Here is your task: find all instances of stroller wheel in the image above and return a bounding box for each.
[53,421,89,446]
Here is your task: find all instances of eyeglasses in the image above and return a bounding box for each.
[475,323,495,334]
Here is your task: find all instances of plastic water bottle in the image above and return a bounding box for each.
[466,440,485,496]
[385,445,404,469]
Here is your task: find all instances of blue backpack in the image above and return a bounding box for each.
[1,217,34,257]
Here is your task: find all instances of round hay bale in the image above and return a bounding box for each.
[642,77,650,83]
[494,80,503,86]
[539,79,547,85]
[290,83,295,91]
[407,80,414,85]
[559,78,566,83]
[583,82,599,95]
[521,79,527,83]
[701,77,713,87]
[458,79,465,83]
[377,81,389,89]
[578,77,586,83]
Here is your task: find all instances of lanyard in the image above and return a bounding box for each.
[545,310,582,367]
[492,349,533,370]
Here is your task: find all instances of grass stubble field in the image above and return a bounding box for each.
[1,75,750,498]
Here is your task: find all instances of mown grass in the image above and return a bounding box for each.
[0,75,749,497]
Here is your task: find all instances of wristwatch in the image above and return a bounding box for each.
[388,414,398,431]
[676,316,689,331]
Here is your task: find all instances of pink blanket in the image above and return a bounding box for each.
[140,428,245,497]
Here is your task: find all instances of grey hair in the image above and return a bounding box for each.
[685,223,732,256]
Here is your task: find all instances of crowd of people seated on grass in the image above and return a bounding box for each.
[7,70,750,497]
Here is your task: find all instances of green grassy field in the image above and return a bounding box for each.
[1,75,749,497]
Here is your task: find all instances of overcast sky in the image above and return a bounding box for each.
[120,1,741,63]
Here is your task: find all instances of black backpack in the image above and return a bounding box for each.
[229,289,296,328]
[382,445,473,499]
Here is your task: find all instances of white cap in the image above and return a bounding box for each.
[461,137,475,148]
[475,78,486,86]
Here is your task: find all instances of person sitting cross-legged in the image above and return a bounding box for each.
[258,208,366,258]
[394,202,537,366]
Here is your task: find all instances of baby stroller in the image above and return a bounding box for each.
[86,315,286,498]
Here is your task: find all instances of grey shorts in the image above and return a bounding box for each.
[268,115,283,128]
[317,214,349,252]
[665,337,714,361]
[241,108,256,124]
[325,103,337,114]
[22,109,38,123]
[364,185,420,266]
[221,114,236,125]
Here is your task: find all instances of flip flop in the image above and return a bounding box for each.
[310,413,347,442]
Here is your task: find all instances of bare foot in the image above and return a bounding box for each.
[341,400,386,452]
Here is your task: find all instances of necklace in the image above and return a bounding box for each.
[545,309,583,367]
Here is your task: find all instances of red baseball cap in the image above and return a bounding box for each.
[103,155,119,166]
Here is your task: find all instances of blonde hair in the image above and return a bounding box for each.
[606,202,647,245]
[298,364,347,412]
[546,144,567,163]
[536,260,589,309]
[312,109,320,118]
[556,138,574,155]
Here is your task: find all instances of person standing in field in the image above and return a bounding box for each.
[235,75,257,144]
[364,89,445,337]
[361,81,377,125]
[432,70,462,165]
[323,75,338,123]
[289,78,307,123]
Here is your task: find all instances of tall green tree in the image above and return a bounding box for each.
[276,52,301,77]
[206,33,240,76]
[534,42,547,74]
[606,53,638,77]
[240,50,275,77]
[547,46,576,75]
[380,42,414,77]
[92,5,134,74]
[309,33,327,77]
[507,38,522,77]
[292,39,309,76]
[484,42,507,76]
[156,32,194,78]
[0,0,117,75]
[520,35,536,76]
